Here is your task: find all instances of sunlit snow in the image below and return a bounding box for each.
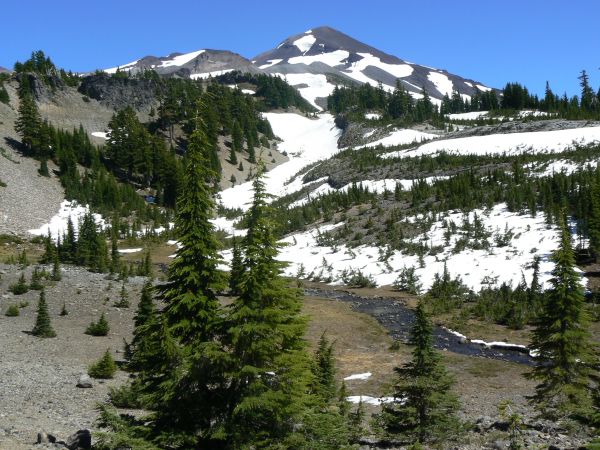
[28,200,105,241]
[219,113,341,210]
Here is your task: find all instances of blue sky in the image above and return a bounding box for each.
[3,0,599,97]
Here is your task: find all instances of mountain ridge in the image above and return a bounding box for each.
[101,26,493,107]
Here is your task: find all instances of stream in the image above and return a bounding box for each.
[305,288,534,366]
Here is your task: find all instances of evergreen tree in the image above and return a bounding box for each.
[527,216,597,419]
[51,254,61,281]
[224,168,310,447]
[88,349,118,379]
[312,333,336,402]
[32,290,56,338]
[228,237,243,295]
[14,92,42,156]
[114,283,130,308]
[588,179,600,261]
[379,301,460,443]
[230,119,242,161]
[144,106,228,445]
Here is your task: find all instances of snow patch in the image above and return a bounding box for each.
[274,73,336,110]
[288,50,349,67]
[364,113,382,120]
[346,396,399,406]
[91,131,108,140]
[159,50,205,68]
[258,59,283,69]
[293,34,316,53]
[447,111,490,121]
[118,248,143,254]
[190,69,234,80]
[28,200,105,241]
[359,128,437,149]
[427,71,454,97]
[344,372,372,381]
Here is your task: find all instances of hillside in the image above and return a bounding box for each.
[2,26,600,449]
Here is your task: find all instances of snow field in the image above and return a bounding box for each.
[381,126,600,159]
[267,203,571,293]
[273,73,337,110]
[219,113,341,210]
[289,176,448,208]
[357,128,437,149]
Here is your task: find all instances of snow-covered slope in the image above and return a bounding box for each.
[219,112,341,210]
[381,126,600,159]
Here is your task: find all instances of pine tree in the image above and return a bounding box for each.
[14,92,42,156]
[32,290,56,338]
[379,301,460,443]
[51,254,61,281]
[114,283,130,308]
[228,237,244,295]
[143,106,228,445]
[312,332,336,401]
[527,216,597,419]
[88,349,117,379]
[224,168,310,446]
[588,180,600,261]
[86,312,110,336]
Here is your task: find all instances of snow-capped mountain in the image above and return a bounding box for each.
[103,26,493,109]
[104,49,258,79]
[253,26,493,108]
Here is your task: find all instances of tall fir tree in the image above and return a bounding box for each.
[527,216,597,419]
[379,301,460,443]
[147,104,228,446]
[224,167,310,447]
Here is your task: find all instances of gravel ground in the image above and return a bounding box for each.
[0,82,65,237]
[0,264,146,448]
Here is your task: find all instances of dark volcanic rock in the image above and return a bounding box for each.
[78,73,159,110]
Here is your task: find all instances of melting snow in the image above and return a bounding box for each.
[91,131,108,139]
[344,372,372,381]
[381,126,600,159]
[190,69,234,80]
[427,71,454,97]
[118,248,142,254]
[293,33,316,53]
[344,53,413,85]
[346,395,399,406]
[447,111,490,121]
[159,49,205,68]
[258,59,283,69]
[271,203,567,292]
[219,113,341,210]
[28,200,105,241]
[364,113,382,120]
[359,128,437,149]
[274,73,336,110]
[288,49,349,67]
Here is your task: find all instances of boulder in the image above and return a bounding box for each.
[76,374,93,388]
[65,429,92,450]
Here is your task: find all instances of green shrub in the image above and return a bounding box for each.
[108,385,142,408]
[5,304,19,316]
[85,312,110,336]
[393,266,422,295]
[88,350,117,379]
[9,273,29,295]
